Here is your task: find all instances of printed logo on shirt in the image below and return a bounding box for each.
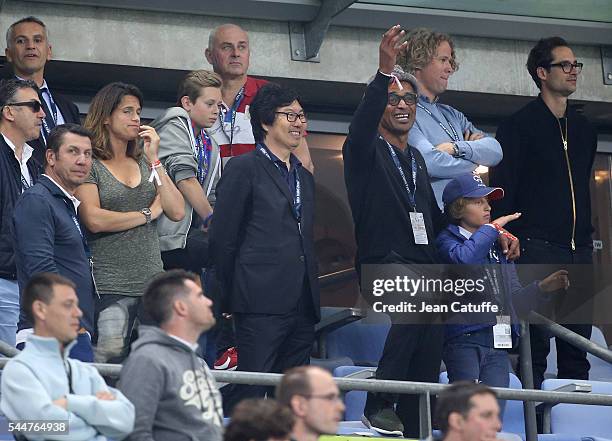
[179,369,223,427]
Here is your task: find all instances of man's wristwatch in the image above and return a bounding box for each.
[451,141,461,158]
[141,208,152,224]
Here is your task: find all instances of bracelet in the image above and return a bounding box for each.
[492,222,518,241]
[148,160,163,186]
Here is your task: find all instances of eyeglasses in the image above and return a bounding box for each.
[4,100,43,112]
[300,393,342,402]
[547,61,583,74]
[275,112,307,123]
[388,92,418,106]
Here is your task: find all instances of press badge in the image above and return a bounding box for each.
[493,315,512,349]
[409,212,429,245]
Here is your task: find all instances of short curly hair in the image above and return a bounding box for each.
[526,37,569,90]
[398,28,458,74]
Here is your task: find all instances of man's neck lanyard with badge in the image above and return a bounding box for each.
[417,103,461,142]
[484,248,512,349]
[219,86,245,157]
[19,170,33,192]
[61,198,99,298]
[257,145,303,236]
[40,88,59,144]
[382,137,429,245]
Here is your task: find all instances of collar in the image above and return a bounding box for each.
[25,334,77,361]
[536,93,569,119]
[243,76,260,98]
[260,143,302,169]
[1,133,33,163]
[40,173,81,212]
[167,333,199,352]
[15,75,48,91]
[418,94,439,105]
[458,225,473,239]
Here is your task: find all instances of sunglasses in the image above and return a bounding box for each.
[4,100,43,112]
[388,92,418,106]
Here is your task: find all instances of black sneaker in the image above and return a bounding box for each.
[362,408,404,436]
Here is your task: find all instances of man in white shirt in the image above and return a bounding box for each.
[5,16,81,164]
[0,77,45,347]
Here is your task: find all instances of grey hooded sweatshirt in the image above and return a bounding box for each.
[119,326,223,441]
[151,107,221,252]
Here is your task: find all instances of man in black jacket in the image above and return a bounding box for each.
[343,26,446,437]
[0,78,44,347]
[210,83,319,413]
[5,16,81,165]
[490,37,597,389]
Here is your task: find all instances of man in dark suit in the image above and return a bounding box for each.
[5,16,81,165]
[210,83,319,413]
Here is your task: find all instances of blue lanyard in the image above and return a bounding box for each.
[384,139,418,211]
[195,130,212,186]
[417,103,461,142]
[19,173,32,192]
[258,145,302,225]
[41,88,58,136]
[61,199,91,259]
[219,86,245,151]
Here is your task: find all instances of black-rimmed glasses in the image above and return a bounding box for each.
[547,61,583,74]
[275,112,307,123]
[388,92,418,106]
[4,100,43,112]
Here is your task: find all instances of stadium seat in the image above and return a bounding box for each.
[325,312,391,366]
[541,379,612,437]
[333,365,376,421]
[545,327,612,382]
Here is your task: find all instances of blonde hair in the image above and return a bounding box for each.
[398,28,459,74]
[446,197,470,225]
[84,82,144,161]
[177,70,222,106]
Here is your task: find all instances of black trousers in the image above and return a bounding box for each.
[365,324,444,438]
[161,228,209,273]
[517,237,594,389]
[221,293,317,414]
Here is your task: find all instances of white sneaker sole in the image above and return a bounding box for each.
[361,415,404,437]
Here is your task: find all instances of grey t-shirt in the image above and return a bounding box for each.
[85,158,163,296]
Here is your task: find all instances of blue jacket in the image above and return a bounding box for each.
[13,176,95,333]
[0,335,134,440]
[436,223,541,340]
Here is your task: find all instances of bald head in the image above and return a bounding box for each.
[276,366,345,438]
[206,24,250,79]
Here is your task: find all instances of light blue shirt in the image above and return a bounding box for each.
[408,95,502,209]
[0,335,134,440]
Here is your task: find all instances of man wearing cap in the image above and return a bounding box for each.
[343,26,447,437]
[437,173,569,415]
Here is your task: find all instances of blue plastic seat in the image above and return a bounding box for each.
[542,378,612,437]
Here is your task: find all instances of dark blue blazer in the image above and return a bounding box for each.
[13,176,95,333]
[210,147,320,320]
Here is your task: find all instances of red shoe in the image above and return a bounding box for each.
[214,346,238,371]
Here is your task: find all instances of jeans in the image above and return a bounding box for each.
[95,295,141,363]
[444,327,510,415]
[0,278,19,347]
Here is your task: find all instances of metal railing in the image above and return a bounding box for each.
[3,329,612,441]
